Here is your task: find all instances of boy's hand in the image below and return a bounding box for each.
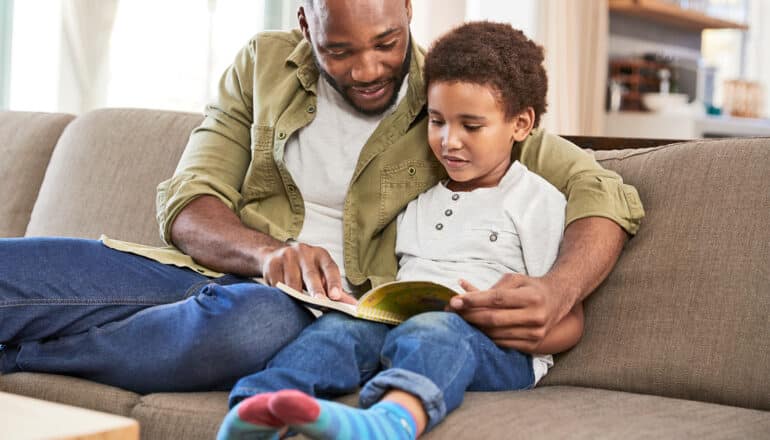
[450,274,567,352]
[259,241,357,304]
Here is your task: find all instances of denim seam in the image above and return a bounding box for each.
[0,299,172,307]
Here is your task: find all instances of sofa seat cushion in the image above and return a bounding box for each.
[0,372,140,417]
[3,373,768,440]
[423,386,770,439]
[0,112,75,237]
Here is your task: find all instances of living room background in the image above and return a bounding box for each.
[1,0,768,136]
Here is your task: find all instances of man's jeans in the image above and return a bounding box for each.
[0,238,315,395]
[230,311,535,431]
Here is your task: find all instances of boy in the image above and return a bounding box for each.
[217,21,584,440]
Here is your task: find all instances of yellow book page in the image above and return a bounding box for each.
[356,281,457,324]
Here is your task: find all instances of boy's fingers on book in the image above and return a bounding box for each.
[319,255,344,301]
[458,279,479,292]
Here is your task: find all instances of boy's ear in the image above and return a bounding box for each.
[511,107,536,142]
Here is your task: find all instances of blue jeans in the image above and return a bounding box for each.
[230,311,534,431]
[0,238,315,395]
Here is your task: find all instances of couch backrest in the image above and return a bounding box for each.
[0,111,75,237]
[24,108,203,246]
[543,138,770,411]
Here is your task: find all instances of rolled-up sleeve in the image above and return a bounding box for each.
[156,40,257,244]
[517,131,644,235]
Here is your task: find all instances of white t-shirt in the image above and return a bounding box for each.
[283,75,408,290]
[395,160,567,384]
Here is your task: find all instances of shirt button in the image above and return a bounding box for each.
[489,232,498,242]
[451,194,460,201]
[307,105,316,113]
[408,167,417,176]
[278,131,287,140]
[435,223,444,231]
[444,209,453,217]
[287,184,296,193]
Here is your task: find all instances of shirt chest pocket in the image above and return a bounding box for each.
[378,160,443,231]
[242,124,282,200]
[462,222,524,270]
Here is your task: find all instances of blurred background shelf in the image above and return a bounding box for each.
[609,0,748,30]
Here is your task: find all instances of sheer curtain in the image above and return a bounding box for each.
[58,0,120,114]
[537,0,609,135]
[15,0,280,114]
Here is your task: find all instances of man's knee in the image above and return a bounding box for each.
[194,282,314,346]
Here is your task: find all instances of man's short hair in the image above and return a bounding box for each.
[423,21,548,127]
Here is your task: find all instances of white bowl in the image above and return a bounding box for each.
[642,93,689,113]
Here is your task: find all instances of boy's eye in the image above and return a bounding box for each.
[328,50,350,59]
[464,125,482,131]
[429,119,444,126]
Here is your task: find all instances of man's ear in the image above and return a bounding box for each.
[511,107,536,142]
[405,0,413,22]
[298,6,311,42]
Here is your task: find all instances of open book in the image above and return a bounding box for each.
[276,280,458,325]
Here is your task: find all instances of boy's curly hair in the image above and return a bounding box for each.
[424,21,548,127]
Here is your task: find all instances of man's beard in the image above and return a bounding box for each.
[314,40,412,116]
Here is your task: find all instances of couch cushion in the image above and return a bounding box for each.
[0,112,75,237]
[426,386,770,439]
[25,108,203,246]
[0,372,140,417]
[543,138,770,411]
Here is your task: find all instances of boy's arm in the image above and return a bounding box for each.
[531,302,584,355]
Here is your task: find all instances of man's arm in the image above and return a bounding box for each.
[533,302,584,355]
[171,196,356,304]
[159,38,353,302]
[451,217,626,351]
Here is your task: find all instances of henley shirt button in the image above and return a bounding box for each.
[408,167,416,176]
[444,209,453,217]
[451,194,460,201]
[278,131,286,140]
[307,105,316,113]
[489,232,498,242]
[435,223,444,231]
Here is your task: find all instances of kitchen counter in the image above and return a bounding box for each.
[604,111,770,139]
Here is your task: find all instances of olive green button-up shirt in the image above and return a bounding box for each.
[103,29,644,293]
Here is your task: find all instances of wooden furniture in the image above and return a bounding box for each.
[609,58,669,111]
[609,0,748,30]
[0,392,139,440]
[563,134,683,150]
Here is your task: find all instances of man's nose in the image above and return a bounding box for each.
[350,51,384,84]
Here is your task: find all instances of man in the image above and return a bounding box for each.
[0,0,642,400]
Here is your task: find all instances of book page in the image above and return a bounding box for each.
[356,281,457,323]
[276,282,358,316]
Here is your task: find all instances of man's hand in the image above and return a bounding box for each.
[449,275,568,352]
[259,241,357,304]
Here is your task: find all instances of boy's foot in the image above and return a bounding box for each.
[269,389,417,440]
[216,393,283,440]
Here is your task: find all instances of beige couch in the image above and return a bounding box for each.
[1,108,768,439]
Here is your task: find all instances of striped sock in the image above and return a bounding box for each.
[269,389,417,440]
[216,393,283,440]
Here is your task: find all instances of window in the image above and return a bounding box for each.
[0,0,12,110]
[6,0,300,114]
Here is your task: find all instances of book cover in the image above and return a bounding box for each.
[276,280,458,325]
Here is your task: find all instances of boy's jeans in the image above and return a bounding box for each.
[230,311,535,431]
[0,238,315,394]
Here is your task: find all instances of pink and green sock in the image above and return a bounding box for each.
[218,389,418,440]
[216,393,282,440]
